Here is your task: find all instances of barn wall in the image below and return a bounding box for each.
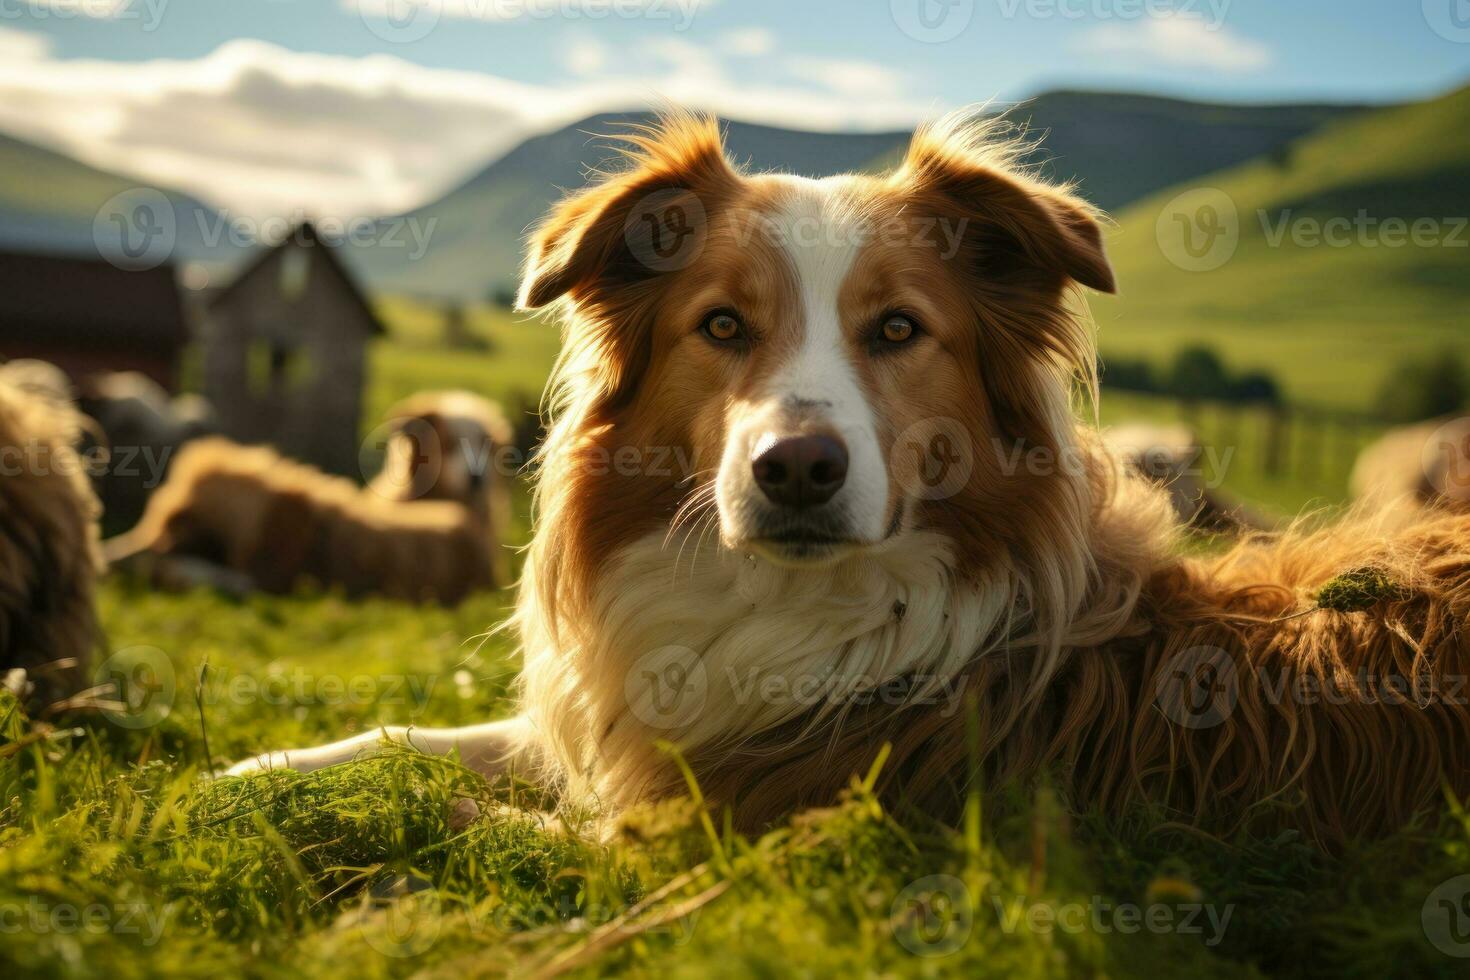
[201,242,371,476]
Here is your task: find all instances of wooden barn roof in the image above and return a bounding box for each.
[0,249,188,345]
[209,222,386,336]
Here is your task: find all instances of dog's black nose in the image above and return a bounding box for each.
[751,434,848,508]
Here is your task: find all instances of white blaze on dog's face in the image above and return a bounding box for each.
[709,177,895,564]
[519,113,1115,579]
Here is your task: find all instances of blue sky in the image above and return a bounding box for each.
[0,0,1465,216]
[15,0,1470,102]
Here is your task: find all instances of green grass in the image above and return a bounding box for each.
[5,581,1470,978]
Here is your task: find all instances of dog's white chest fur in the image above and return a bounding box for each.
[519,530,1009,804]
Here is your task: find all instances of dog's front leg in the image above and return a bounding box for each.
[223,715,539,781]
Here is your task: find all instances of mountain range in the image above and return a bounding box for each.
[346,90,1369,300]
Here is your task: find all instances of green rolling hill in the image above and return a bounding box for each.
[1092,83,1470,412]
[0,131,233,265]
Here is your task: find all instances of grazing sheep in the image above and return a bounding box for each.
[1351,416,1470,525]
[105,391,512,604]
[1102,423,1270,533]
[0,360,103,709]
[76,371,220,534]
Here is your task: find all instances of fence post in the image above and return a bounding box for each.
[1264,406,1290,477]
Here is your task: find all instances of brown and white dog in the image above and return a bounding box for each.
[107,391,512,604]
[227,113,1470,847]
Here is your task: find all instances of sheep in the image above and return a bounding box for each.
[1351,416,1470,524]
[1102,422,1271,533]
[104,391,513,604]
[0,360,104,709]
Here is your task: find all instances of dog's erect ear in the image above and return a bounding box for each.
[517,112,738,310]
[897,115,1116,294]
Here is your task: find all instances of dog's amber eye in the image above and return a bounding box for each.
[701,311,744,344]
[879,315,916,345]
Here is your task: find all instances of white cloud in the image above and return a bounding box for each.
[26,0,133,16]
[785,57,907,99]
[345,0,714,31]
[561,35,609,75]
[721,27,774,57]
[0,27,52,61]
[0,37,930,220]
[1074,15,1270,72]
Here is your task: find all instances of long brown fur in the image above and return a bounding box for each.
[690,504,1470,847]
[0,361,104,707]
